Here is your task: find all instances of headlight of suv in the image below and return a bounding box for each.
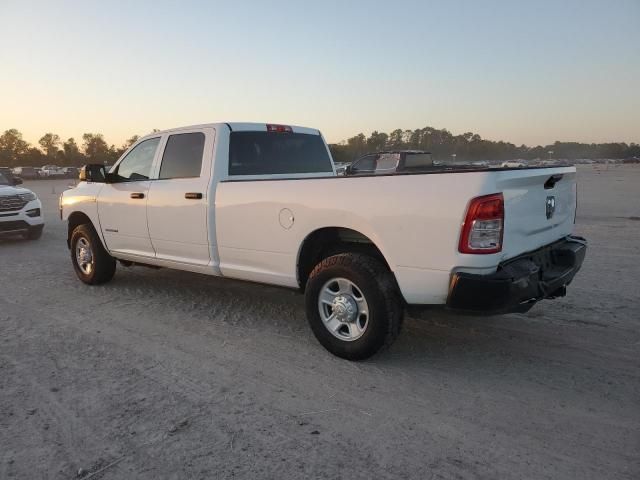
[18,192,37,202]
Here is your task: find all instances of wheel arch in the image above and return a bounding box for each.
[296,226,394,290]
[67,211,103,249]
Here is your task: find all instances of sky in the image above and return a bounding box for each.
[1,0,638,148]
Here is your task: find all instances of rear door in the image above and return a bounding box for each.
[497,167,577,258]
[146,128,214,265]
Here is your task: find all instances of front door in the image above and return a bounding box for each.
[97,137,161,257]
[146,129,212,265]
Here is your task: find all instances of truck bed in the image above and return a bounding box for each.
[216,165,577,304]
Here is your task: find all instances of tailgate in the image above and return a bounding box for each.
[497,167,577,259]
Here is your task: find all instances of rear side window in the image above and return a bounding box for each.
[352,154,378,172]
[159,132,205,179]
[350,153,400,174]
[229,132,332,176]
[403,153,433,169]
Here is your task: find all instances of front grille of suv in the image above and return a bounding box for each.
[0,195,28,212]
[0,220,29,232]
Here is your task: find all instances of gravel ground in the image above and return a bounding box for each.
[1,165,639,479]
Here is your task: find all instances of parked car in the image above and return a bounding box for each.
[1,167,25,188]
[348,150,433,175]
[0,167,21,184]
[12,166,39,179]
[61,166,79,179]
[622,157,640,164]
[40,165,64,177]
[501,161,527,168]
[61,122,586,360]
[0,171,44,239]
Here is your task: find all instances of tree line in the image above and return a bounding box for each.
[0,129,147,168]
[1,126,638,168]
[328,127,640,163]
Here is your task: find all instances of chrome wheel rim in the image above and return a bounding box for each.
[318,277,369,341]
[75,237,94,275]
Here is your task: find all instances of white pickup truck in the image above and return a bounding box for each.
[60,122,586,360]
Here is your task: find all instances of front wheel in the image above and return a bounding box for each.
[305,253,404,360]
[70,224,116,285]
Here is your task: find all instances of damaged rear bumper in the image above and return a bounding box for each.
[446,235,587,314]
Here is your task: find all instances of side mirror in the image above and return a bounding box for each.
[79,164,107,183]
[11,177,23,185]
[104,172,118,184]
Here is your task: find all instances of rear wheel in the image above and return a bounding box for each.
[305,253,404,360]
[70,224,116,285]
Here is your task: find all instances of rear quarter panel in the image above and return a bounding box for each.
[215,172,493,303]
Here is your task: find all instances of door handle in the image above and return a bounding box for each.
[130,192,145,199]
[185,192,203,200]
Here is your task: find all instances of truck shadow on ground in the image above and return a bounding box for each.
[101,266,595,379]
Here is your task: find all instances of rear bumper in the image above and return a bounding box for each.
[446,235,587,314]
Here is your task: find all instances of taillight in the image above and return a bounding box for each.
[458,193,504,254]
[266,124,293,133]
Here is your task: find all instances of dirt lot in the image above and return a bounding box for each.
[1,165,639,479]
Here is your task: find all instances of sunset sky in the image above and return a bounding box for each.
[1,0,638,148]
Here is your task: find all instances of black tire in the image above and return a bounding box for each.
[24,225,43,240]
[305,253,404,360]
[70,223,116,285]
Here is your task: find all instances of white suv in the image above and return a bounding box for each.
[0,171,44,240]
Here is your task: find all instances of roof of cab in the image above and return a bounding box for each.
[139,122,321,140]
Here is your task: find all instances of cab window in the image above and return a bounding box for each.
[114,137,160,181]
[159,132,205,179]
[228,132,332,176]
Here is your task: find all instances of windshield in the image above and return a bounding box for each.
[0,172,10,185]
